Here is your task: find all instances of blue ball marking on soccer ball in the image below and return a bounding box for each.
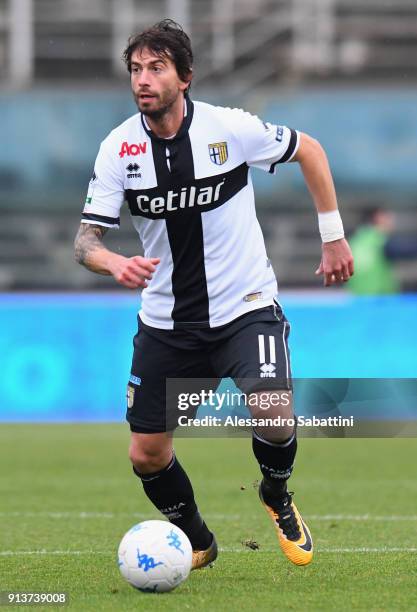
[136,547,164,572]
[128,523,144,533]
[166,528,185,554]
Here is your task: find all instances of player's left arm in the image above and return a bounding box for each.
[291,132,354,286]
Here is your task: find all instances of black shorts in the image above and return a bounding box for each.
[127,303,292,433]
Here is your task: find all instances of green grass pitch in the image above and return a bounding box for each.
[1,424,417,611]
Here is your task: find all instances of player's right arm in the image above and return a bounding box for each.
[75,134,159,289]
[74,223,159,289]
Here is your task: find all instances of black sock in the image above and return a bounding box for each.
[252,428,297,502]
[133,454,212,550]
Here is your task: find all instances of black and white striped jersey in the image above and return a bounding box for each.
[81,96,300,330]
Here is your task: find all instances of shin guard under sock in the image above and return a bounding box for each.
[252,428,297,501]
[133,454,212,550]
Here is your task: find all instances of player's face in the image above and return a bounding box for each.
[130,48,189,119]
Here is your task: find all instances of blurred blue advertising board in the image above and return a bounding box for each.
[0,293,416,422]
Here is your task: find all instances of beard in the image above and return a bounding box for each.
[134,88,180,121]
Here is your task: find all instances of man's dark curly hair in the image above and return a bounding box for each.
[123,19,193,91]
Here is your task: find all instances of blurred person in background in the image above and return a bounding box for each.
[74,19,354,572]
[349,207,417,295]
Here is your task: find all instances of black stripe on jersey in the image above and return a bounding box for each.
[82,212,120,226]
[150,132,211,329]
[125,162,248,220]
[268,128,298,174]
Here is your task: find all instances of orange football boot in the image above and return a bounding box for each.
[191,534,218,570]
[259,483,313,566]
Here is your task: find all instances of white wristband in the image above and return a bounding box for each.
[318,210,344,243]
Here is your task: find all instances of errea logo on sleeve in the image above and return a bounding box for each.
[119,141,147,158]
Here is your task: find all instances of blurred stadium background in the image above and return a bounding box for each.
[1,0,416,422]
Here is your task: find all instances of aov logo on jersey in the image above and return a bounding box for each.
[119,141,147,158]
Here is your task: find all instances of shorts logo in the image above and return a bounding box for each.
[129,374,142,385]
[208,141,228,165]
[258,334,276,378]
[119,141,147,158]
[127,384,135,409]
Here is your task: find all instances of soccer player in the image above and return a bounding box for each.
[74,19,354,569]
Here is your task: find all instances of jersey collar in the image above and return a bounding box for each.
[140,95,194,142]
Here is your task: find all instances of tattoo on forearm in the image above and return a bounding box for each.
[74,223,109,268]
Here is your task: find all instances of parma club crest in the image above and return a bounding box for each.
[208,142,228,165]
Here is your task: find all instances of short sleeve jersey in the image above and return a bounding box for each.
[81,97,300,330]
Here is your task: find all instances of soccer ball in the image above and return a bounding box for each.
[117,520,193,593]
